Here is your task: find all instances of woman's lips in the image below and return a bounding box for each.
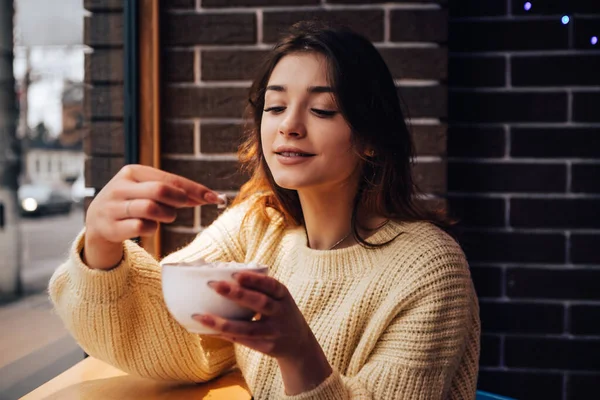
[277,152,312,157]
[274,152,315,165]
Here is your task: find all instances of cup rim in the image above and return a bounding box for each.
[161,262,268,272]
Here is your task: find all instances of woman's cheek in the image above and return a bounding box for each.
[261,119,277,142]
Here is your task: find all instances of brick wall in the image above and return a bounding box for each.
[83,0,125,207]
[82,1,600,397]
[159,0,449,256]
[447,1,600,399]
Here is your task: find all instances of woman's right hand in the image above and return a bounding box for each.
[83,164,224,270]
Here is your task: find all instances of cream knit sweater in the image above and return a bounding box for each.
[49,199,480,399]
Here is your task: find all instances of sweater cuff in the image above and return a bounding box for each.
[67,228,133,304]
[281,369,348,400]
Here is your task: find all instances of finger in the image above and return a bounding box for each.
[207,334,276,357]
[233,272,288,300]
[209,281,280,316]
[192,314,274,339]
[113,218,158,238]
[118,199,177,223]
[117,181,189,208]
[209,334,265,349]
[121,165,224,205]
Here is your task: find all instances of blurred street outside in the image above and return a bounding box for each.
[19,207,84,294]
[0,209,84,399]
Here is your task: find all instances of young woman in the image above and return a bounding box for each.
[50,21,480,399]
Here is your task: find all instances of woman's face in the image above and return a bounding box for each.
[261,52,361,192]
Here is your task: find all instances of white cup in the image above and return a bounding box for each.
[161,259,268,334]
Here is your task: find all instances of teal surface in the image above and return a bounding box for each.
[476,390,517,400]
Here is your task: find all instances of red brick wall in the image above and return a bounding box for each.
[159,0,449,255]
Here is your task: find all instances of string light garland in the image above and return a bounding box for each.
[522,2,598,46]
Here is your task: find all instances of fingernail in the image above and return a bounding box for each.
[192,314,215,326]
[217,193,228,210]
[219,284,231,295]
[232,272,240,280]
[208,281,230,294]
[204,192,218,203]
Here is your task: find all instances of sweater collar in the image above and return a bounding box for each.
[288,221,406,279]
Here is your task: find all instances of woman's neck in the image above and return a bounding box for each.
[297,181,387,250]
[299,188,354,250]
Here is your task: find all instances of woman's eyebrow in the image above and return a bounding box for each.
[266,85,333,94]
[308,86,334,94]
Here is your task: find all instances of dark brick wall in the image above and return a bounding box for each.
[448,2,600,399]
[159,1,449,256]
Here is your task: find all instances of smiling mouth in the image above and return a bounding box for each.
[276,152,315,157]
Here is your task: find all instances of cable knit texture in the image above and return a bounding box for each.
[49,198,480,399]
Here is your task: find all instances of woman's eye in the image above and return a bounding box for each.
[312,109,337,118]
[263,106,285,113]
[262,107,337,118]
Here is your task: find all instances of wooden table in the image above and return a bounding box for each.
[21,356,252,399]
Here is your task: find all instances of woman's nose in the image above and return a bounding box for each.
[278,111,306,138]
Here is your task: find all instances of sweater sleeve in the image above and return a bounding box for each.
[280,247,480,400]
[48,202,252,382]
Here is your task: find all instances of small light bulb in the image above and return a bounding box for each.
[561,15,570,25]
[592,36,598,46]
[524,2,532,11]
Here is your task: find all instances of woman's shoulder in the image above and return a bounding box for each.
[209,193,278,228]
[160,194,286,265]
[213,194,287,244]
[375,221,475,307]
[231,193,285,228]
[383,220,468,276]
[402,220,461,249]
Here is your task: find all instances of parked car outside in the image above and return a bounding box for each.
[70,174,95,206]
[18,183,73,216]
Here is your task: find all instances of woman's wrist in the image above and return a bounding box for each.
[277,336,333,395]
[83,231,124,270]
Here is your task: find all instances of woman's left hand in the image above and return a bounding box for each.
[192,271,317,362]
[193,271,333,394]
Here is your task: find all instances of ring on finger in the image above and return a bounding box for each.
[125,199,133,218]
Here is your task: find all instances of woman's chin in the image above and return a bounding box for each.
[271,175,309,191]
[273,180,302,191]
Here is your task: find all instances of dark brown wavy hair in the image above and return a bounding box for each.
[232,20,452,247]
